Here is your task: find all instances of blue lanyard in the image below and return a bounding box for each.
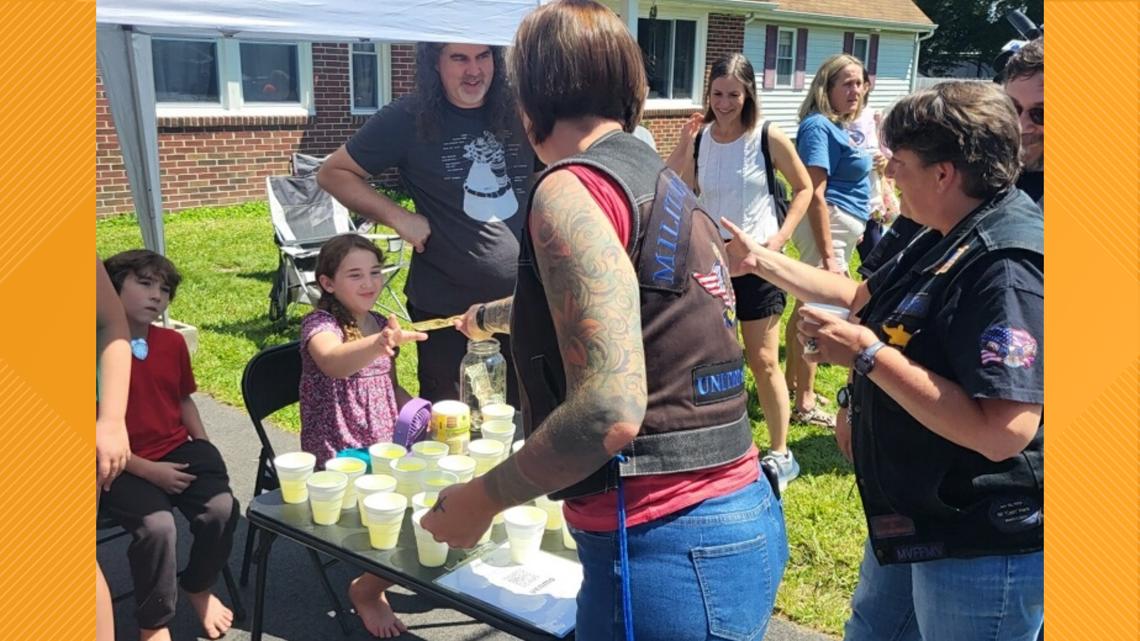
[614,454,635,641]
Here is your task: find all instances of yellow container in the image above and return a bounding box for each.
[430,400,471,454]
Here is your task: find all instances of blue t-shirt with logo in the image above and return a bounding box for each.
[796,112,872,221]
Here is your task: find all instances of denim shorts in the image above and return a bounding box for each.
[570,479,788,641]
[845,540,1044,641]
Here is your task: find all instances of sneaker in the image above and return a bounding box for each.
[791,406,836,428]
[762,450,801,492]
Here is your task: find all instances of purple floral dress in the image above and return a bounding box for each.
[299,310,398,464]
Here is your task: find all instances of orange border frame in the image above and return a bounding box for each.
[1,0,1137,637]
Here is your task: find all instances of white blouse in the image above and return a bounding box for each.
[696,122,779,243]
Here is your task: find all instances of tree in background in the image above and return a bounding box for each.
[915,0,1043,77]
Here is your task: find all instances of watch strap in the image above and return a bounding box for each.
[855,340,887,375]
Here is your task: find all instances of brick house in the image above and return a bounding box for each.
[95,0,933,217]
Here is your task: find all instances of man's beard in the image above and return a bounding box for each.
[1023,153,1044,172]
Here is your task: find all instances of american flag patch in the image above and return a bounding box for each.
[980,326,1038,368]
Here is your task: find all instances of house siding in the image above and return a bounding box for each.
[744,24,917,136]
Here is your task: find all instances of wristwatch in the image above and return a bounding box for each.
[836,385,851,409]
[475,304,488,333]
[853,340,887,376]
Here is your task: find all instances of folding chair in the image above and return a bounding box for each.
[238,341,352,635]
[97,512,246,621]
[265,174,409,323]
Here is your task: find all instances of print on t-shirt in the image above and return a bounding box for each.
[461,130,519,222]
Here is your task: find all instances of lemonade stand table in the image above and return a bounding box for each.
[247,490,578,640]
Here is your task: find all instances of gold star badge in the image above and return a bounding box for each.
[882,323,913,348]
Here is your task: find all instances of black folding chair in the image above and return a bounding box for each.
[239,341,351,635]
[97,511,246,620]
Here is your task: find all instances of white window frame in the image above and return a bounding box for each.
[349,42,393,116]
[775,28,797,89]
[152,36,314,118]
[852,35,870,64]
[639,9,707,111]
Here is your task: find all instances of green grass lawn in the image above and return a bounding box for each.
[97,201,864,635]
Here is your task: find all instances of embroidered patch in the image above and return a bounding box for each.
[892,293,930,317]
[693,244,737,328]
[881,323,913,348]
[691,358,746,405]
[934,244,970,275]
[980,326,1038,368]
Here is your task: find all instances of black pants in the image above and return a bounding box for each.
[408,302,520,408]
[102,439,239,629]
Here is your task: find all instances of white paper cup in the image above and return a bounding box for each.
[420,470,460,493]
[411,491,438,511]
[369,443,407,473]
[411,508,449,567]
[479,420,516,461]
[511,440,524,455]
[468,439,505,476]
[389,456,427,500]
[274,452,317,504]
[362,492,407,550]
[411,440,451,471]
[325,457,367,509]
[561,520,577,550]
[480,403,515,424]
[534,495,565,530]
[504,505,547,564]
[306,470,348,525]
[437,455,477,483]
[803,302,850,322]
[355,474,397,525]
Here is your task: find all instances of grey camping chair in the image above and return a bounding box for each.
[265,173,409,322]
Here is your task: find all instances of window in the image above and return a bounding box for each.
[240,42,298,103]
[776,29,796,87]
[852,35,870,64]
[350,42,391,114]
[151,37,314,116]
[152,39,220,103]
[638,18,698,100]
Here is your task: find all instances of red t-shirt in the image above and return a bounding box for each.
[560,164,760,532]
[124,325,196,460]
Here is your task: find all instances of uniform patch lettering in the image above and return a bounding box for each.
[692,359,746,405]
[980,326,1037,368]
[988,496,1042,534]
[651,176,687,284]
[893,542,945,563]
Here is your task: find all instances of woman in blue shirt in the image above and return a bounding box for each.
[786,53,873,427]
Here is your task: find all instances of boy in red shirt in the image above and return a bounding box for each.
[102,250,238,641]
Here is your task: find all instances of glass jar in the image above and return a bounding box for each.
[459,339,507,434]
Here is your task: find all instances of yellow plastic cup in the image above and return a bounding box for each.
[479,420,515,462]
[362,492,407,550]
[411,508,449,567]
[368,443,407,473]
[437,455,477,483]
[534,495,565,530]
[411,440,451,471]
[468,439,505,476]
[504,506,547,564]
[274,452,317,504]
[325,457,367,509]
[307,470,348,525]
[354,474,397,525]
[420,470,460,493]
[389,456,427,500]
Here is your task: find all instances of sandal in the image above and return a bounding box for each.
[791,406,836,428]
[788,390,831,406]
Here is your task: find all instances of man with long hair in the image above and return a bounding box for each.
[319,42,533,407]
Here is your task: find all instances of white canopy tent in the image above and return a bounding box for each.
[96,0,541,254]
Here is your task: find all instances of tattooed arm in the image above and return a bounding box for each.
[455,296,514,340]
[423,170,648,546]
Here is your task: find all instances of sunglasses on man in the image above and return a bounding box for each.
[1015,104,1043,126]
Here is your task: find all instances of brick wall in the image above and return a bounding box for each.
[97,16,747,217]
[96,42,416,217]
[640,13,744,160]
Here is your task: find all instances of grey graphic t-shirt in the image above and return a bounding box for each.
[346,96,535,316]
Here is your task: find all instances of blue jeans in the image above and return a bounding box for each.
[570,479,788,641]
[845,540,1044,641]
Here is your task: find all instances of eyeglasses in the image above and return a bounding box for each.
[1015,105,1044,126]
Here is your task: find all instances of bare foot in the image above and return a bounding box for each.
[185,590,234,639]
[349,576,408,638]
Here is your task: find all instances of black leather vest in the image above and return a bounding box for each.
[510,131,752,501]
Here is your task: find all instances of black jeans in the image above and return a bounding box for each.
[102,439,239,629]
